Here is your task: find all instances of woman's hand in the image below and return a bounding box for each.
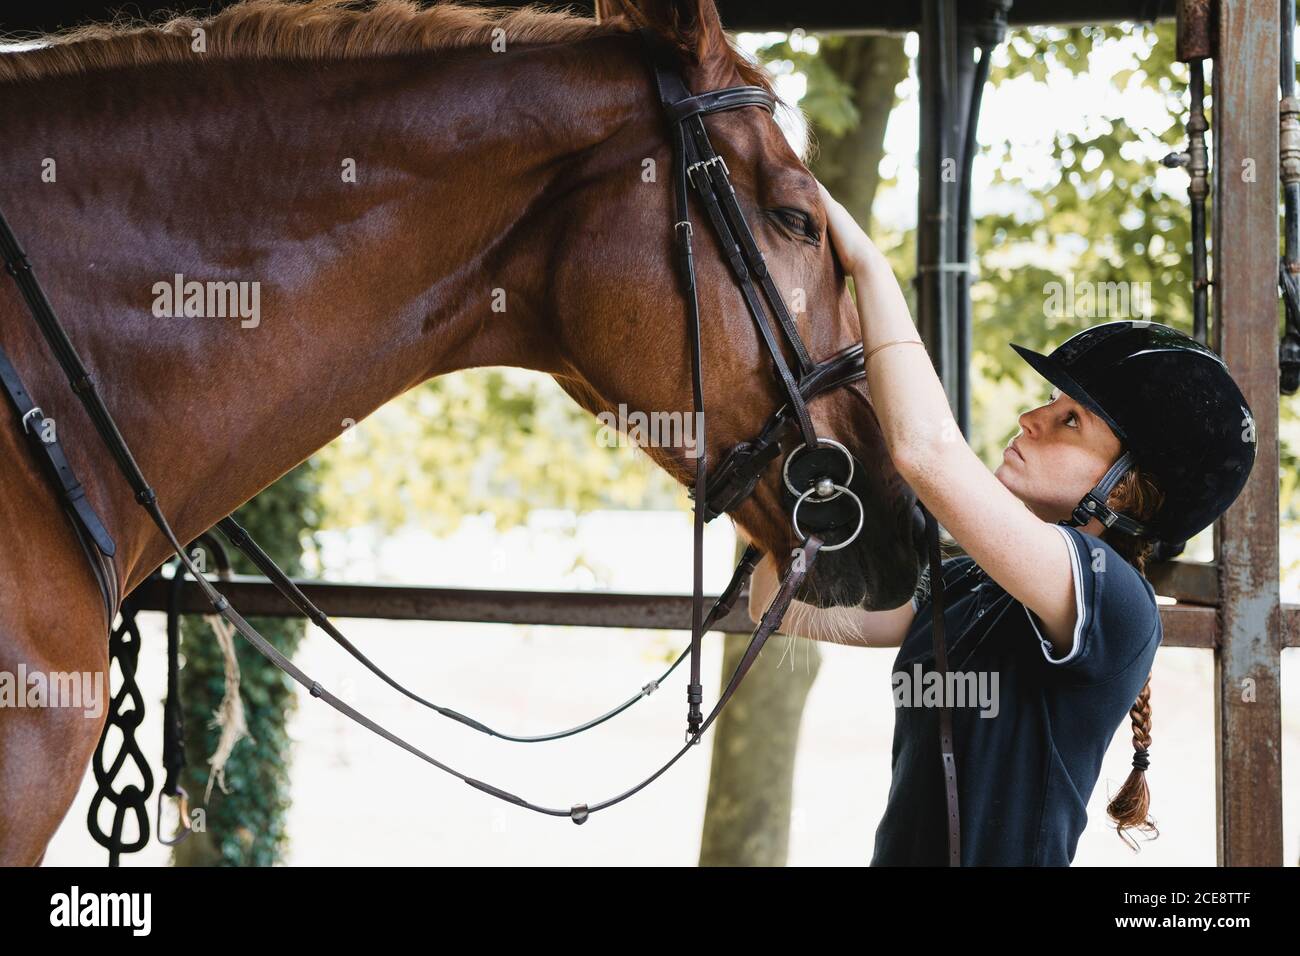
[816,181,886,277]
[747,552,781,625]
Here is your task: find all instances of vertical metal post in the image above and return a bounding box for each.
[1211,0,1282,866]
[918,0,964,423]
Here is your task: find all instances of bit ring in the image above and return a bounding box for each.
[783,438,855,500]
[792,483,864,552]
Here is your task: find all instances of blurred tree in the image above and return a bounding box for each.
[316,366,684,540]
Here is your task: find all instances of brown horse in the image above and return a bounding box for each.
[0,0,924,864]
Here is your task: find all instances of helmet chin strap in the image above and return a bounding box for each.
[1058,449,1152,537]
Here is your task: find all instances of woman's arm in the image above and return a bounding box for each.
[747,552,915,648]
[817,183,1078,657]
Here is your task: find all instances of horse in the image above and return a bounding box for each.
[0,0,925,865]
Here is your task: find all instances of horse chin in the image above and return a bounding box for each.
[796,547,921,612]
[735,485,927,612]
[789,502,928,612]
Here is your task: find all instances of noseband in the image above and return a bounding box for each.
[0,31,955,864]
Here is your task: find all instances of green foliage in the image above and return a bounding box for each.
[975,23,1191,374]
[757,35,860,135]
[173,461,319,866]
[315,367,684,538]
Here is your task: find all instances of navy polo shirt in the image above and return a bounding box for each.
[870,524,1162,866]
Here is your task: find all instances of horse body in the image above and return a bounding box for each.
[0,41,641,592]
[0,4,922,864]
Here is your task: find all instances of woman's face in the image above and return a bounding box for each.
[995,386,1124,534]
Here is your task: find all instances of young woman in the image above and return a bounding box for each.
[748,182,1257,866]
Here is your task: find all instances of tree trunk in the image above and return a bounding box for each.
[698,34,908,867]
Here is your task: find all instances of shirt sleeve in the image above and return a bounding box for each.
[1023,524,1161,684]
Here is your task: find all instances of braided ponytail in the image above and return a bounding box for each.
[1097,464,1164,850]
[1105,674,1159,849]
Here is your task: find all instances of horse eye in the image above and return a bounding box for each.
[769,208,819,243]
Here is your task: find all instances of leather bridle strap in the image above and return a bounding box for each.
[670,110,818,449]
[682,117,817,379]
[923,502,960,865]
[693,343,865,521]
[643,30,827,740]
[217,512,762,743]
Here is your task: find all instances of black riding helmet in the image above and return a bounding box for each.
[1009,320,1257,549]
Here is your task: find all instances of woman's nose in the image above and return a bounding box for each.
[1018,408,1037,435]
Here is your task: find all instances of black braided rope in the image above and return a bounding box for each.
[87,598,154,867]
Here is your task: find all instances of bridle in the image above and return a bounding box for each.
[644,32,957,865]
[0,31,957,863]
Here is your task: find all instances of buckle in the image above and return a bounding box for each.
[20,406,43,434]
[1071,495,1118,527]
[687,155,728,190]
[1070,497,1102,527]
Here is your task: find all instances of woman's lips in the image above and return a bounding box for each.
[1005,442,1023,462]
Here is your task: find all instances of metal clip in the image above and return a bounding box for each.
[156,785,192,846]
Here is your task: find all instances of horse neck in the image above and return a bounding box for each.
[0,36,646,593]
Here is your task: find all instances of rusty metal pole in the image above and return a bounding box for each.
[1211,0,1282,866]
[1163,0,1213,344]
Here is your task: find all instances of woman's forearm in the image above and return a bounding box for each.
[853,255,959,472]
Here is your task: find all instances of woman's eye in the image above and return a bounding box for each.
[1066,412,1079,428]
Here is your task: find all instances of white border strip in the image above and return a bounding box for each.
[1025,524,1086,665]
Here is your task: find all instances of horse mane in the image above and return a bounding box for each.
[0,0,773,94]
[0,0,623,83]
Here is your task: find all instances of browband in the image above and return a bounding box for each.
[662,86,777,124]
